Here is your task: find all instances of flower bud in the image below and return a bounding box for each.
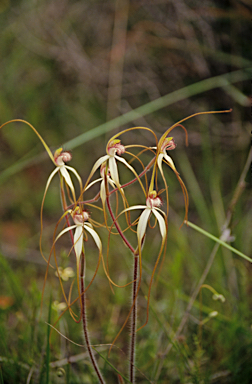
[212,293,225,303]
[52,301,67,312]
[209,311,218,318]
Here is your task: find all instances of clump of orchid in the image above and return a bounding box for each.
[0,110,231,384]
[78,125,188,382]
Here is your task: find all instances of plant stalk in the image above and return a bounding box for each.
[80,252,105,384]
[130,255,138,383]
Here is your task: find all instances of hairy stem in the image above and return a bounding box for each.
[106,178,139,383]
[106,193,135,254]
[130,256,138,383]
[80,253,105,384]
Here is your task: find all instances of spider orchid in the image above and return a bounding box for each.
[0,119,83,260]
[157,137,177,173]
[105,139,126,187]
[83,139,126,191]
[83,137,146,200]
[133,190,168,330]
[126,190,167,247]
[120,190,167,290]
[40,207,102,324]
[55,207,102,268]
[54,207,102,292]
[45,147,83,204]
[110,190,168,348]
[71,208,102,265]
[152,110,232,220]
[39,147,83,265]
[149,132,188,221]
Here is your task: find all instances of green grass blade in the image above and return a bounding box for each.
[64,68,252,149]
[0,68,251,184]
[64,68,252,150]
[185,220,252,263]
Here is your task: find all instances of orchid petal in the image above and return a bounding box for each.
[115,155,136,174]
[163,153,176,171]
[109,156,119,185]
[54,224,80,261]
[115,155,146,194]
[121,205,148,213]
[85,177,103,192]
[157,153,165,177]
[44,167,60,194]
[100,179,106,205]
[89,155,110,180]
[84,223,102,252]
[59,166,75,197]
[108,177,116,189]
[152,209,167,240]
[137,208,152,244]
[55,225,77,243]
[74,225,83,262]
[65,165,83,191]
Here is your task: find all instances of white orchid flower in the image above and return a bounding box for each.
[84,139,125,189]
[40,148,83,265]
[41,148,82,228]
[55,208,102,267]
[155,137,177,175]
[45,147,82,202]
[116,190,167,333]
[49,208,102,321]
[122,190,167,247]
[154,137,189,219]
[84,139,145,196]
[54,149,75,195]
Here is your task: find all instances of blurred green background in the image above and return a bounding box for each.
[0,0,252,383]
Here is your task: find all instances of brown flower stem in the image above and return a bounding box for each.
[106,193,135,254]
[80,252,105,384]
[105,177,139,383]
[130,255,138,383]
